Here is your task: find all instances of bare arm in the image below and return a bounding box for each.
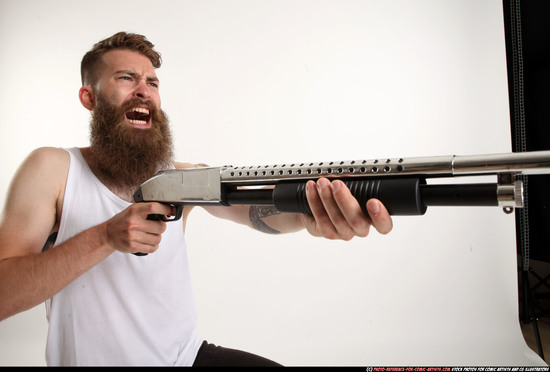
[0,148,171,321]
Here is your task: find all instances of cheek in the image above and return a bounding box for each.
[152,91,161,107]
[109,91,128,106]
[101,85,131,105]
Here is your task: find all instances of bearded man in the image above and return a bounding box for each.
[0,32,393,366]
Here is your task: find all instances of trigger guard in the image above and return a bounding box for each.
[146,204,184,222]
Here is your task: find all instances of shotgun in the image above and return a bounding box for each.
[133,150,550,222]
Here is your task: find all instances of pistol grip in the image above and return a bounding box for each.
[132,205,184,256]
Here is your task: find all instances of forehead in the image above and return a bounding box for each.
[100,49,157,77]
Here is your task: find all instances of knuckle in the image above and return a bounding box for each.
[153,235,163,245]
[333,226,360,241]
[324,233,337,240]
[342,233,354,241]
[330,214,347,226]
[350,222,370,238]
[316,225,331,238]
[358,229,370,238]
[323,230,339,240]
[125,219,140,233]
[128,203,143,214]
[145,202,158,213]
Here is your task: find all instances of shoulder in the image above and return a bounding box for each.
[12,147,70,200]
[0,148,70,258]
[24,147,70,169]
[3,147,70,222]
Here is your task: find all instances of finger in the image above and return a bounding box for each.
[366,199,393,235]
[128,229,164,254]
[314,178,356,240]
[299,213,321,237]
[305,179,339,239]
[140,202,174,219]
[130,242,160,255]
[126,204,168,236]
[129,203,171,233]
[331,180,371,237]
[305,180,327,219]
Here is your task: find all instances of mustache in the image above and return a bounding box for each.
[117,98,156,120]
[121,98,155,111]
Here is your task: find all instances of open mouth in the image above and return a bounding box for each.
[125,106,151,127]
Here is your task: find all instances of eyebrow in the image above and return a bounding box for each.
[115,70,159,83]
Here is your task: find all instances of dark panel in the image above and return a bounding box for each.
[504,0,550,262]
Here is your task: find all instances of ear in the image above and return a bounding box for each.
[79,86,95,111]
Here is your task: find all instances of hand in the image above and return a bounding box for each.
[301,178,393,240]
[103,202,174,254]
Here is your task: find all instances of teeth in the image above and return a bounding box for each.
[129,119,148,125]
[132,107,150,115]
[127,106,150,126]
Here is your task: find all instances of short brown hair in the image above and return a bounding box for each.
[81,32,162,86]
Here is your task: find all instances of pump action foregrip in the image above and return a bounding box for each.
[270,178,500,216]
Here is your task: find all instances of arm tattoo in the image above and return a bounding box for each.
[249,206,282,234]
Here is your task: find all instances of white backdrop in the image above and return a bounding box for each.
[0,0,545,366]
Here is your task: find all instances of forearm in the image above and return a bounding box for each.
[248,206,305,234]
[0,224,114,321]
[203,204,305,235]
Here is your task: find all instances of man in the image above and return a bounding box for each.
[0,32,392,366]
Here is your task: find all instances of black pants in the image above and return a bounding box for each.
[192,341,282,367]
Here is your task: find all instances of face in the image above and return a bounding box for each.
[95,49,162,129]
[86,49,174,190]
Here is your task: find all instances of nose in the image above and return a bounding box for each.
[133,79,151,100]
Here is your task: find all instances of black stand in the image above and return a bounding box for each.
[504,0,550,362]
[520,266,545,360]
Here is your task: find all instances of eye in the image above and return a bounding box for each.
[148,82,159,88]
[118,75,134,84]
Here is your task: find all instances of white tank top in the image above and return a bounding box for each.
[45,148,203,366]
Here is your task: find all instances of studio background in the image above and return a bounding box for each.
[0,0,544,366]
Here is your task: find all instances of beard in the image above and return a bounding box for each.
[89,94,174,190]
